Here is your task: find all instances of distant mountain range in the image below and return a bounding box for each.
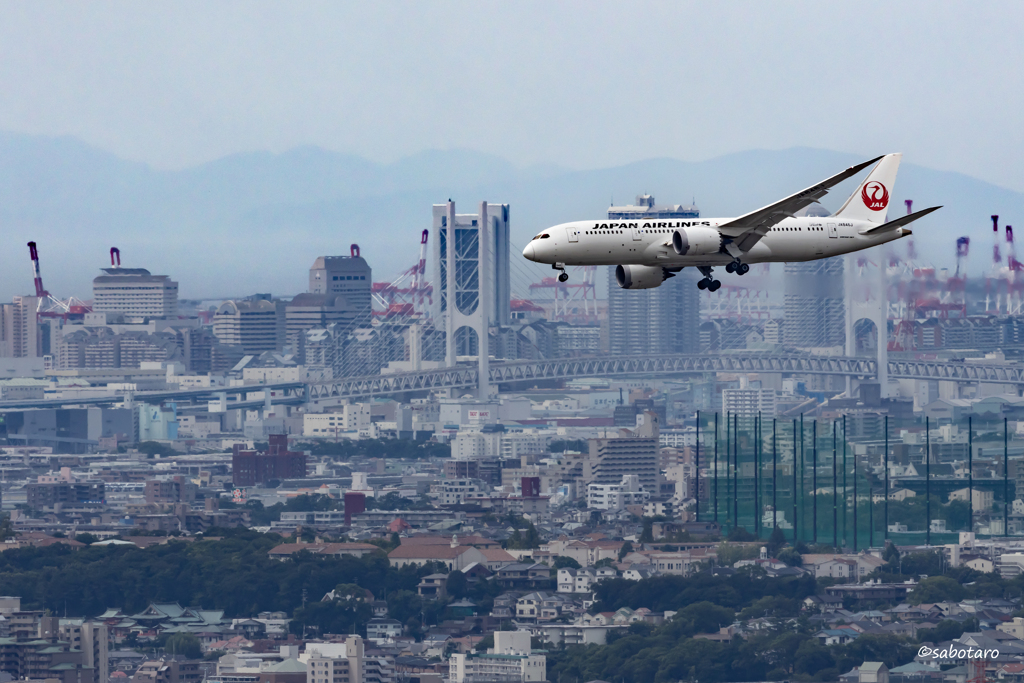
[0,131,1020,302]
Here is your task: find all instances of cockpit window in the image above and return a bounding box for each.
[531,234,550,241]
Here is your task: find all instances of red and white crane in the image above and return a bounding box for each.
[25,241,91,318]
[371,230,434,315]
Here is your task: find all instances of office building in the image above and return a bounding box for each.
[0,296,41,358]
[213,299,285,354]
[431,201,511,358]
[584,412,661,493]
[606,196,700,355]
[309,249,372,324]
[231,435,307,486]
[93,267,178,318]
[26,481,106,509]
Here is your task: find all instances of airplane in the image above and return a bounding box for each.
[521,153,940,291]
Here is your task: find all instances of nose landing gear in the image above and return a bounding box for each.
[553,263,568,282]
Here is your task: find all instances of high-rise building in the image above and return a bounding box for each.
[309,248,372,324]
[53,618,108,683]
[93,267,178,318]
[606,196,700,355]
[783,257,845,349]
[213,298,285,354]
[584,411,661,494]
[286,293,367,352]
[0,296,41,358]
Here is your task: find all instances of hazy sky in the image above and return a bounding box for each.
[1,2,1023,189]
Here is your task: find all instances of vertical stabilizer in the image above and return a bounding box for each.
[833,153,902,224]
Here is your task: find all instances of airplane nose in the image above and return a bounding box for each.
[523,242,536,261]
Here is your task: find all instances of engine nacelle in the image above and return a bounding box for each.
[673,226,722,256]
[615,264,671,290]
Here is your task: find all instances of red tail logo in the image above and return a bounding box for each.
[861,181,889,211]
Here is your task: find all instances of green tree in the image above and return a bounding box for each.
[766,527,786,557]
[909,576,968,605]
[618,541,634,561]
[0,515,14,541]
[138,441,178,458]
[165,633,202,659]
[777,547,803,567]
[552,556,581,570]
[446,570,468,599]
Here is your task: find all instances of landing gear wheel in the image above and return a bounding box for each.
[557,272,569,283]
[738,263,750,275]
[697,279,708,290]
[725,262,737,274]
[708,280,722,292]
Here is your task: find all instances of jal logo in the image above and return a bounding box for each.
[861,181,889,211]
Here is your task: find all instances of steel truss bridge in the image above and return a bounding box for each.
[307,353,1024,400]
[1,354,1021,412]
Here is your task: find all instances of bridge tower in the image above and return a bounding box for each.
[432,200,510,399]
[845,254,888,398]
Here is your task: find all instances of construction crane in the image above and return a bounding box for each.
[955,237,970,277]
[25,241,91,319]
[528,266,598,323]
[371,231,434,315]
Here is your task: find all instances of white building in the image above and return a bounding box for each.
[722,376,777,415]
[0,296,41,358]
[434,479,483,506]
[302,638,367,683]
[587,474,650,511]
[92,267,178,318]
[450,631,545,683]
[303,404,371,437]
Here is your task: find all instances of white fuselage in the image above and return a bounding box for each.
[522,216,910,267]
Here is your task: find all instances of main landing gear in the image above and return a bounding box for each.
[697,266,721,292]
[553,263,568,283]
[725,260,750,275]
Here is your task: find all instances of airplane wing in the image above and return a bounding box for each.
[720,155,885,253]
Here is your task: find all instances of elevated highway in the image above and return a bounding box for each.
[308,353,1024,400]
[1,354,1020,411]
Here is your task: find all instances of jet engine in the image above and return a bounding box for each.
[615,264,674,289]
[673,226,722,256]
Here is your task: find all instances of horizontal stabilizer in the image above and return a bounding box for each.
[860,205,942,234]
